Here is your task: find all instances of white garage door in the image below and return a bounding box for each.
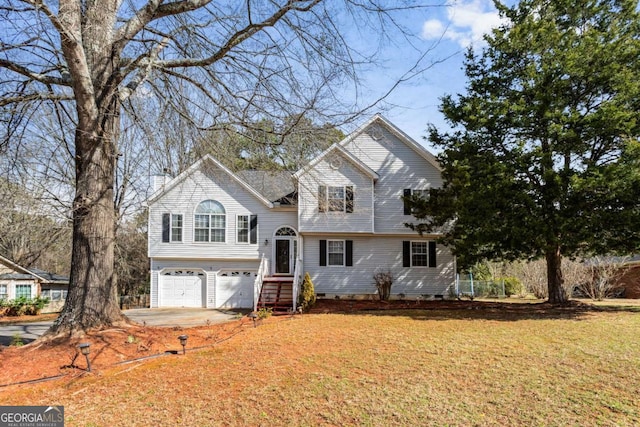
[216,270,256,309]
[159,271,204,308]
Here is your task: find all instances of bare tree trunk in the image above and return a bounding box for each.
[51,104,125,333]
[546,245,568,304]
[49,1,125,333]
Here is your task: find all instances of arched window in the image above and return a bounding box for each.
[275,226,297,237]
[194,200,226,242]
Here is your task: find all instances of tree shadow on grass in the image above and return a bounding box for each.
[307,299,640,322]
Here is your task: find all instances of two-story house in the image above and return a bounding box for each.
[147,114,456,309]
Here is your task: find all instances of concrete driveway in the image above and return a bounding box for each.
[0,308,243,346]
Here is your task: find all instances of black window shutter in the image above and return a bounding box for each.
[345,186,354,213]
[162,213,170,243]
[402,241,410,267]
[319,240,327,266]
[249,215,258,244]
[318,185,327,212]
[403,189,412,215]
[428,241,437,267]
[345,240,353,266]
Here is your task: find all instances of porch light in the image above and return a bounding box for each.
[264,239,269,246]
[78,343,92,372]
[178,335,188,354]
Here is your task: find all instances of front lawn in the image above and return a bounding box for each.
[1,305,639,426]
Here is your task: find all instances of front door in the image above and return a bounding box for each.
[275,239,290,274]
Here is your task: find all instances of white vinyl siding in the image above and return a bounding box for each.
[342,125,443,234]
[304,235,455,298]
[298,152,373,233]
[148,163,297,260]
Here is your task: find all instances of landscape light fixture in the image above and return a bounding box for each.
[248,312,258,328]
[178,335,188,355]
[78,343,92,372]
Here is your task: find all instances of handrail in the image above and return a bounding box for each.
[254,255,268,311]
[292,236,303,312]
[292,255,302,312]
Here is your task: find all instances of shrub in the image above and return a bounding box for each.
[11,333,24,347]
[4,296,50,316]
[257,307,272,320]
[373,269,393,301]
[501,277,524,297]
[298,273,316,312]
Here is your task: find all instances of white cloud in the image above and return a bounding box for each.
[421,0,507,48]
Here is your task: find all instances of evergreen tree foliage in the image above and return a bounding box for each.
[407,0,640,303]
[298,273,317,312]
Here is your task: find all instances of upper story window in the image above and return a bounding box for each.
[237,215,249,243]
[162,213,183,243]
[195,200,226,242]
[318,185,354,213]
[328,187,344,211]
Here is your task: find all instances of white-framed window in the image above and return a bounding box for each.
[194,200,226,242]
[15,284,32,299]
[0,284,7,300]
[162,213,183,243]
[411,241,428,267]
[318,185,354,213]
[237,215,249,243]
[328,240,345,266]
[328,186,345,212]
[41,288,68,301]
[171,214,183,242]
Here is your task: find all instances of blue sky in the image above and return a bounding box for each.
[360,0,511,151]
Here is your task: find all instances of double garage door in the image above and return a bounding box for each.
[158,269,255,309]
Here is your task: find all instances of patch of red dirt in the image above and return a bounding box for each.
[0,317,257,388]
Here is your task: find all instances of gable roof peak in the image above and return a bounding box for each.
[147,154,274,207]
[348,114,441,171]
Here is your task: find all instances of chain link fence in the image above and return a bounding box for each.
[456,279,506,298]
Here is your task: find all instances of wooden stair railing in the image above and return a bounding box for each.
[257,276,294,312]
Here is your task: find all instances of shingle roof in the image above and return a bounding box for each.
[27,268,69,283]
[0,268,68,283]
[236,170,297,205]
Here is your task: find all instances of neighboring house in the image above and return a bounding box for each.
[0,255,69,313]
[617,256,640,299]
[147,114,456,310]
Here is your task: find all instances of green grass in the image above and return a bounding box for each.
[2,308,640,426]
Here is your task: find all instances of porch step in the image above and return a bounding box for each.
[258,276,294,312]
